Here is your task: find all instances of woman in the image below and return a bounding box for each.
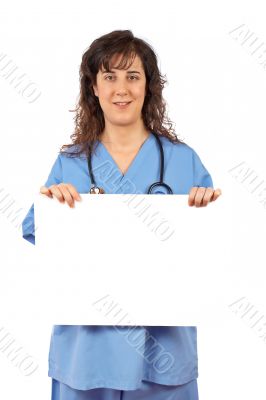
[22,30,221,400]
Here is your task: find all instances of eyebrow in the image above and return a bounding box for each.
[102,70,141,74]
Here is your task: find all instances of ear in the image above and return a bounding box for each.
[92,84,98,97]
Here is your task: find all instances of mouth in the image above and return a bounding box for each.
[113,101,132,109]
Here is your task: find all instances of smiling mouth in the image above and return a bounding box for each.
[113,101,132,105]
[113,101,132,108]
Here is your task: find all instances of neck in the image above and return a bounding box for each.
[99,122,150,151]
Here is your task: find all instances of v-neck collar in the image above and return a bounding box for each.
[96,131,155,182]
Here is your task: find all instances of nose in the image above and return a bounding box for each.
[115,87,128,97]
[114,79,130,96]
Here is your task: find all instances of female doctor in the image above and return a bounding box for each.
[22,30,221,400]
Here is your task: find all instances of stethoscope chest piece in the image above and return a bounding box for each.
[89,186,105,194]
[148,181,173,194]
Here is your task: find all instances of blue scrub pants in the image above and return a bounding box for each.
[51,378,198,400]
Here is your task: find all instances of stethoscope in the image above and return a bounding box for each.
[88,131,173,194]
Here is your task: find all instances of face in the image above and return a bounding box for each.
[92,53,147,127]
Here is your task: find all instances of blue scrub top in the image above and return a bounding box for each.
[22,132,213,391]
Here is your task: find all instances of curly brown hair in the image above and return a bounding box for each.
[60,30,183,158]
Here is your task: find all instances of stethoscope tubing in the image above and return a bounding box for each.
[88,132,173,194]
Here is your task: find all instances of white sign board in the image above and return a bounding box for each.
[34,193,230,325]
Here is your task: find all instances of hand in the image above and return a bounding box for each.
[40,183,82,208]
[188,186,222,207]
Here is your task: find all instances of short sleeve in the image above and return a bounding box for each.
[22,155,63,246]
[192,150,213,188]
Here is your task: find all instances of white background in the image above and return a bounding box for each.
[0,0,266,398]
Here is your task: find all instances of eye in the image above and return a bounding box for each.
[104,75,139,81]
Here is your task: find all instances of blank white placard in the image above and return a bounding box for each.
[34,193,230,326]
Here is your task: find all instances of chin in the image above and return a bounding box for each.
[110,117,135,125]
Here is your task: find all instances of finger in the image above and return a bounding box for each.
[65,183,82,201]
[57,184,76,208]
[210,188,222,202]
[40,186,53,198]
[201,187,216,206]
[194,187,208,207]
[188,187,198,206]
[48,185,66,203]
